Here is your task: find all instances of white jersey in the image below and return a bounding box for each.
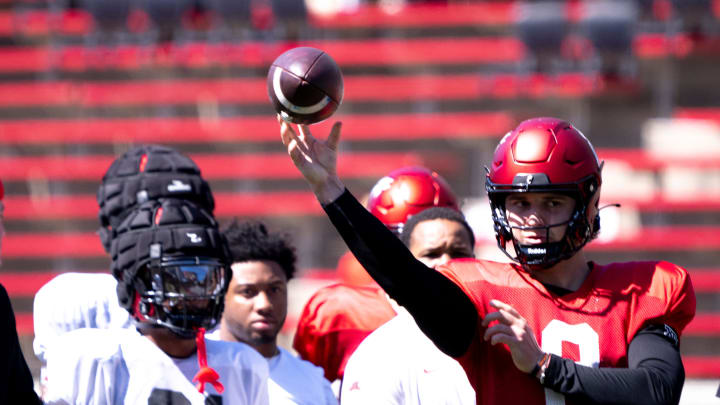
[44,328,270,405]
[206,330,337,405]
[340,308,475,405]
[266,347,337,405]
[33,272,132,365]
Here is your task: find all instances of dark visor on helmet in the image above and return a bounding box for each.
[140,258,227,301]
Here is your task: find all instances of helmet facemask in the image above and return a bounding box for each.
[487,173,601,270]
[133,255,229,339]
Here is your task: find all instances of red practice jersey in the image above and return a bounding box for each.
[293,283,397,382]
[439,259,696,405]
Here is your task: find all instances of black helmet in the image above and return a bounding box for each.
[97,144,215,252]
[111,198,230,338]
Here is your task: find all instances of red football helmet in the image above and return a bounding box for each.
[485,117,603,269]
[367,167,459,235]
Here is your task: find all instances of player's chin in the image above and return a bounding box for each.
[249,328,280,343]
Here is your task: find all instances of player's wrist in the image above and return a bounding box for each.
[530,353,551,384]
[530,353,549,379]
[313,175,345,205]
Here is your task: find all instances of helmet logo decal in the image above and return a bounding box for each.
[187,233,203,243]
[168,180,192,192]
[526,247,546,255]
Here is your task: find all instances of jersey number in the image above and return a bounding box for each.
[540,320,599,405]
[148,388,223,405]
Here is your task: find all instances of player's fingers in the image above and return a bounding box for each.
[327,122,342,151]
[483,323,515,342]
[481,311,512,327]
[297,124,314,149]
[489,333,518,347]
[279,115,298,146]
[489,299,521,318]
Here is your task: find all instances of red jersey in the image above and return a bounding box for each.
[439,259,696,405]
[293,283,397,382]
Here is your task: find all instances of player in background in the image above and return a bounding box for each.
[293,167,458,393]
[279,116,695,405]
[33,144,218,395]
[43,199,269,405]
[337,166,459,286]
[0,180,43,404]
[209,220,336,405]
[341,206,475,405]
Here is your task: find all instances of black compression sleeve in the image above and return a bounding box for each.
[542,324,684,405]
[323,189,478,357]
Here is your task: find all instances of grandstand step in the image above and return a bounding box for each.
[683,356,720,378]
[0,38,523,73]
[309,3,514,29]
[0,271,82,296]
[6,192,720,222]
[685,313,720,336]
[674,107,720,125]
[0,151,458,181]
[599,148,720,170]
[4,191,325,220]
[586,227,720,251]
[688,269,720,292]
[5,226,720,258]
[0,111,513,144]
[0,73,599,108]
[0,3,515,40]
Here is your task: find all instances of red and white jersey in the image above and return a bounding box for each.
[341,307,475,405]
[438,259,696,405]
[44,328,269,405]
[293,283,396,383]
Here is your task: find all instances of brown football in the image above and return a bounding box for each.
[267,47,344,125]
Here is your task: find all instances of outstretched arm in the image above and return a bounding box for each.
[279,117,477,357]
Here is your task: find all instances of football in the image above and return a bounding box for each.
[267,47,344,125]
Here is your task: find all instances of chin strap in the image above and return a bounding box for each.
[192,328,224,394]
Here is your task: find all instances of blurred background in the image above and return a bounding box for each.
[0,0,718,402]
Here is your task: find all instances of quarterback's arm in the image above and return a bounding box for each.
[278,119,476,356]
[323,189,478,357]
[543,324,684,405]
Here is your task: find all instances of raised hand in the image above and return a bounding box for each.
[481,299,544,374]
[278,115,345,204]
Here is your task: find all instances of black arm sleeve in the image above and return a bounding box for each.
[323,189,478,357]
[543,324,685,405]
[0,284,42,405]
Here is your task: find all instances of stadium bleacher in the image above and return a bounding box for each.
[0,0,718,401]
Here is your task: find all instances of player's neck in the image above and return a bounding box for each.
[531,251,591,292]
[145,328,197,358]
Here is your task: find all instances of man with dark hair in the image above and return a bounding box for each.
[211,220,336,405]
[34,144,218,396]
[43,199,269,405]
[293,166,458,395]
[279,116,695,405]
[342,206,475,405]
[0,180,43,404]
